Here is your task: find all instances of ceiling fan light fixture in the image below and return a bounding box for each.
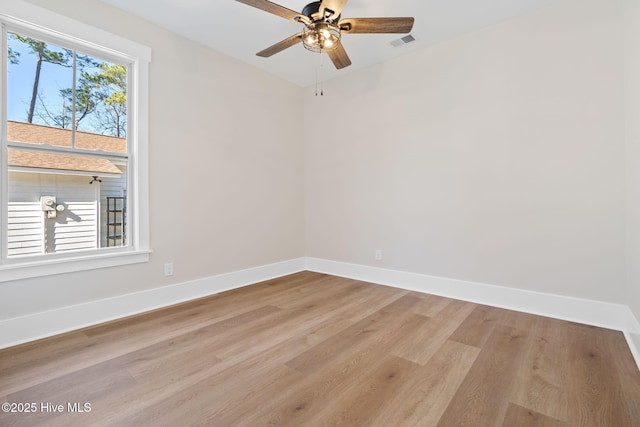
[303,21,341,53]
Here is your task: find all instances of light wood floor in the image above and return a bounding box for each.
[1,271,639,426]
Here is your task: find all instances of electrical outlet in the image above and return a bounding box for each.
[164,262,174,277]
[375,250,383,261]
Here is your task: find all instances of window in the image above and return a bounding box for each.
[1,1,150,281]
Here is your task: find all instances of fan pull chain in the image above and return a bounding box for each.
[320,51,324,96]
[316,51,324,96]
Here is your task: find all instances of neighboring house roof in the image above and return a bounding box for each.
[7,121,125,175]
[8,150,122,175]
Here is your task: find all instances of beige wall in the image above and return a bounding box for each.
[3,0,637,323]
[305,0,627,303]
[625,0,640,320]
[0,0,305,319]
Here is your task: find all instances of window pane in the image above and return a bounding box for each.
[7,149,128,257]
[7,34,128,154]
[75,52,127,147]
[100,160,128,248]
[7,32,73,147]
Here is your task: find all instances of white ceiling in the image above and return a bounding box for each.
[98,0,559,87]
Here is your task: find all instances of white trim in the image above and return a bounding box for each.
[0,250,151,282]
[0,258,306,349]
[8,166,122,178]
[624,309,640,369]
[1,20,9,263]
[130,57,150,254]
[7,142,129,160]
[306,257,640,370]
[626,333,640,371]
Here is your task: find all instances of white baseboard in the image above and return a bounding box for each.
[0,258,306,350]
[306,257,640,370]
[625,310,640,370]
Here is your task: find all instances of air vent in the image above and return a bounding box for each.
[390,34,415,47]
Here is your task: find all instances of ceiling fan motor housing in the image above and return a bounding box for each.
[302,1,340,22]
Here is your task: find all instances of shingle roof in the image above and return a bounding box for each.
[7,121,125,175]
[8,150,122,174]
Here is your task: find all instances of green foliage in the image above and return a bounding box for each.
[8,47,19,64]
[78,63,127,137]
[10,32,127,137]
[10,33,71,123]
[12,33,71,67]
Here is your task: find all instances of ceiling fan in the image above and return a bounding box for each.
[235,0,415,69]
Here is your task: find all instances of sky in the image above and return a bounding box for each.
[7,32,125,137]
[8,35,72,124]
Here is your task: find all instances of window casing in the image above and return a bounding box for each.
[0,1,150,282]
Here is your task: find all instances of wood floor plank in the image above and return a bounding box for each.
[191,364,305,427]
[502,403,567,427]
[284,294,420,375]
[247,313,431,426]
[391,299,477,365]
[124,364,304,427]
[93,281,401,425]
[567,323,634,426]
[90,334,310,426]
[372,340,480,427]
[0,273,638,427]
[309,355,421,427]
[449,304,506,348]
[0,273,340,397]
[436,324,529,426]
[411,294,455,317]
[84,272,321,336]
[498,308,540,332]
[603,329,640,425]
[0,331,89,372]
[510,316,570,422]
[0,304,280,396]
[1,361,137,427]
[211,280,402,361]
[105,303,281,380]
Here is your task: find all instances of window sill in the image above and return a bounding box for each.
[0,249,151,283]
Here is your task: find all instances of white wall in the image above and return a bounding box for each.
[305,0,627,303]
[0,0,305,320]
[625,0,640,326]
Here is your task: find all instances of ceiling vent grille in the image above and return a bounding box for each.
[390,34,415,47]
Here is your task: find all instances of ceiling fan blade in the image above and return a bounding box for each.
[340,17,415,34]
[326,43,352,69]
[235,0,305,22]
[257,33,303,57]
[318,0,349,19]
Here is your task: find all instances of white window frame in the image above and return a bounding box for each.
[0,1,151,282]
